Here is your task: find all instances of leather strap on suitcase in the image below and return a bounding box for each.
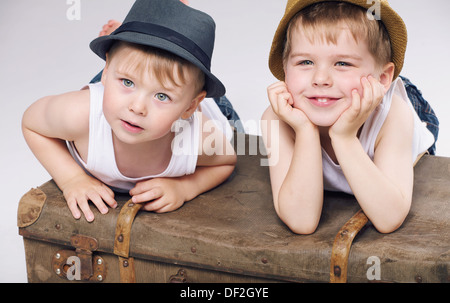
[328,152,426,283]
[114,201,143,283]
[110,151,426,283]
[113,198,371,283]
[330,209,369,283]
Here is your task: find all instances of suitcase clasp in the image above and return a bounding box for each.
[52,234,107,282]
[169,269,188,283]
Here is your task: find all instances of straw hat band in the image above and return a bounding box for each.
[112,21,211,70]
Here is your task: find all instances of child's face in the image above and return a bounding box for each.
[101,46,204,145]
[284,25,381,127]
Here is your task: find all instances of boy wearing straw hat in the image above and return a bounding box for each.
[22,0,236,222]
[262,0,435,234]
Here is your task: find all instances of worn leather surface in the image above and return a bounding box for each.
[19,135,449,282]
[17,188,46,228]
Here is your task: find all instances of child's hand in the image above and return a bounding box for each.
[330,76,385,140]
[61,174,117,222]
[267,81,313,132]
[130,178,187,213]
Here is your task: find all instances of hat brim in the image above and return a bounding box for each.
[269,0,407,81]
[90,32,225,98]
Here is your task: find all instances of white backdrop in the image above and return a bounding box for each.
[1,0,449,282]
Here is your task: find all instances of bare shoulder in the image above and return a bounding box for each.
[48,89,91,132]
[261,105,296,145]
[23,88,91,141]
[381,93,413,134]
[50,88,90,110]
[261,105,276,120]
[390,93,414,123]
[375,93,414,152]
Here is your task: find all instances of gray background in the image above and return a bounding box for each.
[1,0,449,282]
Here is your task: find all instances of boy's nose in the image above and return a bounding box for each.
[128,98,147,116]
[312,68,332,88]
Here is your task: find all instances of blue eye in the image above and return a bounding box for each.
[336,62,351,67]
[299,60,313,66]
[122,79,134,88]
[155,93,170,102]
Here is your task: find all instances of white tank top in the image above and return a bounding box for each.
[322,77,435,194]
[67,82,231,192]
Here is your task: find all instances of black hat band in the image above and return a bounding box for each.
[111,21,211,71]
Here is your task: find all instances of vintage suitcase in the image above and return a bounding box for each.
[18,134,449,283]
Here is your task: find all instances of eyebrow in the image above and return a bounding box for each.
[289,52,311,59]
[115,67,139,80]
[289,52,363,61]
[333,54,364,61]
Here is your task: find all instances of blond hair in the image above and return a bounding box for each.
[107,41,205,94]
[283,2,392,70]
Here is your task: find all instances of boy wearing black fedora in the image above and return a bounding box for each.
[261,0,436,234]
[22,0,236,222]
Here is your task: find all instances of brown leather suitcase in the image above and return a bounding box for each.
[18,134,449,283]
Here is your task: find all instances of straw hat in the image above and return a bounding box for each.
[268,0,407,81]
[90,0,225,98]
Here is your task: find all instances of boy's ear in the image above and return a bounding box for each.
[181,90,207,120]
[379,62,395,93]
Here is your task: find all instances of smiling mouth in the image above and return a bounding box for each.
[308,97,341,107]
[121,120,144,133]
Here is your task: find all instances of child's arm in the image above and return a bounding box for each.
[330,77,414,233]
[130,113,236,213]
[261,82,324,234]
[22,90,117,222]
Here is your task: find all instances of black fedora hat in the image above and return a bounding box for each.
[90,0,225,98]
